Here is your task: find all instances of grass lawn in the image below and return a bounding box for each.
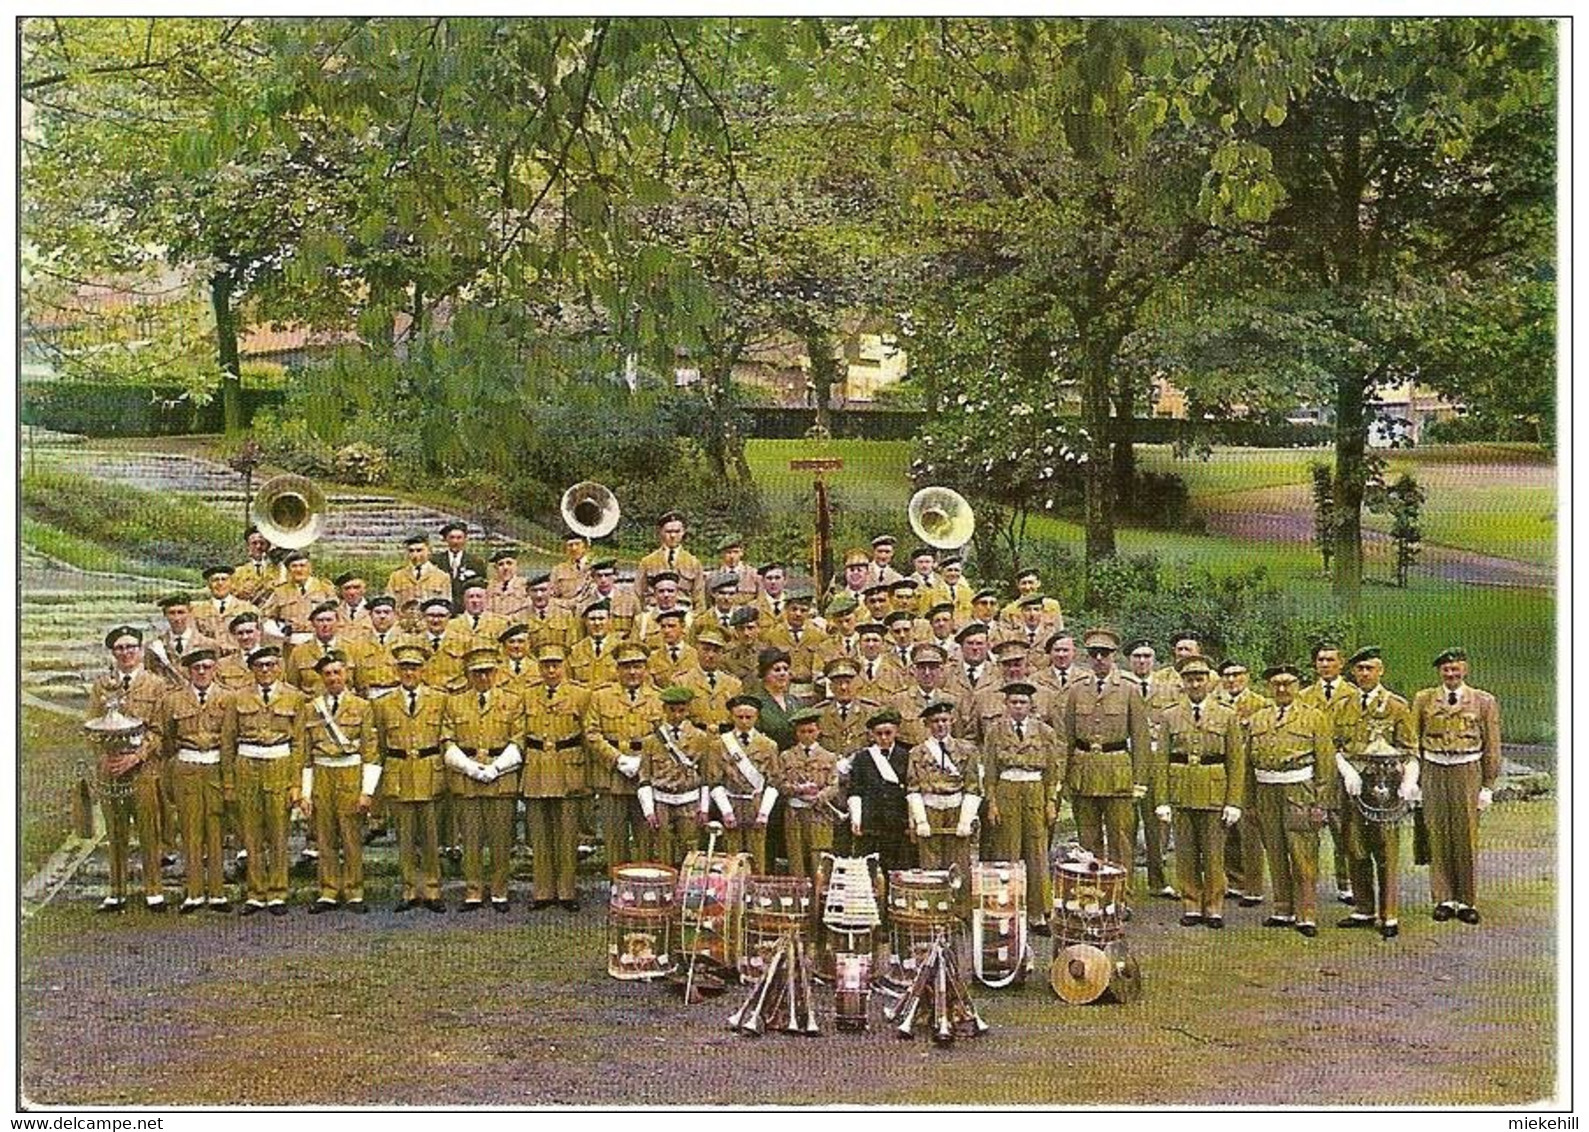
[745,438,915,513]
[22,705,81,879]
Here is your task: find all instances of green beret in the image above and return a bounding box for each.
[1000,681,1037,698]
[202,565,233,579]
[104,625,143,649]
[920,699,956,720]
[1176,656,1213,677]
[855,621,887,637]
[310,600,339,618]
[228,611,261,631]
[180,648,218,666]
[727,693,762,712]
[246,646,282,666]
[788,708,823,727]
[866,707,902,730]
[1348,646,1382,666]
[1432,647,1468,667]
[660,685,696,705]
[825,594,859,617]
[1263,664,1301,682]
[158,593,191,610]
[716,533,744,553]
[333,571,360,588]
[954,622,989,644]
[366,595,396,611]
[313,650,349,672]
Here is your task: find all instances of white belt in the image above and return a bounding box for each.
[654,789,699,807]
[999,768,1043,782]
[366,686,399,700]
[239,742,291,760]
[788,798,812,810]
[726,791,755,801]
[1255,766,1314,785]
[314,755,362,769]
[1422,749,1483,767]
[177,748,221,766]
[923,792,964,809]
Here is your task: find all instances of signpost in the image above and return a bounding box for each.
[790,458,844,594]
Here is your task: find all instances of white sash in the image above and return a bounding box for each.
[868,746,900,786]
[721,730,766,792]
[314,696,357,754]
[657,725,697,770]
[930,739,961,779]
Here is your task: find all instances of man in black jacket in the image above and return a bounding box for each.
[846,707,912,874]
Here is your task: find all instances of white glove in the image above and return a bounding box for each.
[906,793,928,836]
[848,795,863,837]
[955,794,981,838]
[1336,754,1363,798]
[1154,804,1172,822]
[491,743,523,774]
[1222,805,1242,826]
[1397,781,1421,803]
[914,821,932,838]
[835,754,854,778]
[300,767,315,800]
[443,743,474,776]
[474,763,500,784]
[360,762,383,796]
[1478,787,1494,811]
[636,784,657,820]
[616,753,641,779]
[1131,783,1148,800]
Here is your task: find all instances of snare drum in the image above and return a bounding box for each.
[607,863,678,980]
[833,951,873,1031]
[970,861,1029,988]
[1051,858,1128,948]
[676,850,751,970]
[887,868,962,981]
[741,875,814,978]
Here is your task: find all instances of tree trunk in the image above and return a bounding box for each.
[1111,367,1137,508]
[1331,368,1366,610]
[1079,332,1117,564]
[210,272,243,435]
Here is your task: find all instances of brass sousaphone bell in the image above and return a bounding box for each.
[908,486,975,550]
[252,474,326,550]
[561,481,620,540]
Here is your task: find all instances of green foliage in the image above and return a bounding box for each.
[1310,462,1336,574]
[1367,472,1426,588]
[21,468,236,573]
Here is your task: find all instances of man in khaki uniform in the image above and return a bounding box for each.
[548,533,592,611]
[260,550,337,643]
[999,569,1064,633]
[487,547,533,619]
[816,593,862,671]
[764,592,827,695]
[721,606,765,684]
[1121,638,1178,898]
[333,571,373,642]
[523,572,578,652]
[1332,646,1418,939]
[907,547,942,610]
[442,648,527,911]
[215,613,263,691]
[494,624,539,693]
[890,644,951,749]
[522,644,592,910]
[154,593,219,677]
[1298,641,1356,906]
[635,510,707,610]
[983,682,1063,932]
[1214,659,1272,909]
[906,699,984,878]
[922,603,961,662]
[88,626,174,912]
[754,561,790,623]
[1061,628,1152,892]
[646,608,701,688]
[388,534,456,624]
[372,646,448,912]
[861,582,895,629]
[774,708,840,878]
[883,611,921,671]
[584,644,663,866]
[1154,657,1244,927]
[638,686,711,868]
[937,556,974,624]
[1413,647,1502,926]
[1247,664,1334,937]
[942,623,997,700]
[584,560,640,639]
[351,596,408,698]
[853,622,908,702]
[567,600,621,688]
[691,572,743,644]
[676,628,740,733]
[1034,632,1090,708]
[416,597,468,692]
[868,534,904,587]
[193,566,259,649]
[220,646,306,914]
[713,534,761,605]
[231,527,279,605]
[284,601,358,695]
[957,638,1057,744]
[818,657,881,758]
[452,576,511,649]
[160,649,233,912]
[298,651,379,913]
[704,694,782,872]
[823,548,875,610]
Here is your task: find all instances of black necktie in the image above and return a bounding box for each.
[1014,720,1024,740]
[121,674,132,692]
[792,629,802,644]
[673,725,683,744]
[840,704,849,721]
[1193,703,1202,723]
[667,549,676,569]
[217,600,227,615]
[1139,679,1149,699]
[414,566,423,581]
[478,692,487,713]
[471,614,479,631]
[513,660,522,676]
[1361,692,1371,711]
[628,688,638,704]
[546,685,554,702]
[501,581,509,593]
[773,600,783,617]
[407,691,417,716]
[708,672,717,691]
[1448,691,1459,706]
[593,639,602,657]
[1324,681,1334,702]
[1059,672,1068,689]
[330,694,340,715]
[262,686,272,705]
[430,636,441,653]
[739,732,751,747]
[197,688,207,706]
[867,661,876,680]
[1277,706,1287,724]
[670,645,680,663]
[1096,678,1105,697]
[299,583,307,596]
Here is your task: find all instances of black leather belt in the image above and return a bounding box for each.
[468,746,508,758]
[607,738,646,752]
[527,735,584,750]
[1169,752,1226,766]
[1079,741,1129,753]
[383,746,441,760]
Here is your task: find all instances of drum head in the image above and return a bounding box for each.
[1050,944,1110,1004]
[1104,940,1143,1004]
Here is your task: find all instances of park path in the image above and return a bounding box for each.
[1198,482,1555,590]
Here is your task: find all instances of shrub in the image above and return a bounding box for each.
[21,469,237,572]
[332,442,390,486]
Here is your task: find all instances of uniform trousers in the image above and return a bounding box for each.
[1254,781,1320,923]
[1137,783,1167,890]
[172,761,225,901]
[1074,793,1138,890]
[1172,808,1228,917]
[526,795,582,900]
[602,792,654,867]
[991,779,1050,921]
[783,805,832,879]
[1343,804,1402,923]
[235,755,293,903]
[457,796,515,901]
[1225,801,1269,898]
[311,763,366,902]
[1422,759,1482,907]
[390,799,442,900]
[102,763,166,900]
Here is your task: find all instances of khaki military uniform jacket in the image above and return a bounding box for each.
[334,603,374,641]
[160,684,233,763]
[632,607,694,652]
[221,681,308,790]
[774,742,842,819]
[889,685,945,749]
[193,596,259,649]
[1412,685,1502,786]
[1214,686,1272,731]
[647,641,702,689]
[690,607,739,645]
[983,717,1063,805]
[284,636,359,696]
[1156,698,1244,811]
[151,627,221,684]
[1296,677,1350,714]
[1247,700,1335,805]
[1034,665,1091,703]
[230,557,280,605]
[486,575,532,620]
[641,719,711,805]
[493,656,541,696]
[721,639,764,684]
[584,684,664,796]
[1331,686,1417,769]
[521,680,592,798]
[676,667,741,733]
[299,691,379,774]
[372,685,448,801]
[636,547,707,610]
[941,659,998,701]
[1061,671,1152,797]
[450,611,512,652]
[585,585,641,639]
[548,560,589,609]
[907,735,985,802]
[386,562,453,615]
[416,628,470,692]
[352,630,415,697]
[214,653,255,692]
[260,577,338,637]
[763,621,828,684]
[704,728,781,812]
[522,606,578,653]
[815,633,862,677]
[566,635,621,690]
[954,681,1060,745]
[817,696,883,758]
[441,687,527,799]
[999,596,1063,631]
[853,654,909,702]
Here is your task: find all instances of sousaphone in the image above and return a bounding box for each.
[251,474,326,550]
[561,481,620,540]
[908,486,975,550]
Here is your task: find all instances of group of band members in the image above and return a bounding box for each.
[85,515,1503,940]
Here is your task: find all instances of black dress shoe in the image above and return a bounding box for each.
[424,898,446,913]
[1380,921,1399,939]
[308,900,338,915]
[1204,916,1225,930]
[1263,915,1297,928]
[1120,907,1133,923]
[1296,923,1319,938]
[492,900,509,914]
[1030,922,1051,938]
[560,898,581,912]
[1456,906,1481,925]
[96,899,125,915]
[268,903,289,917]
[145,899,168,913]
[1179,913,1204,927]
[208,900,232,914]
[394,898,415,913]
[179,901,204,916]
[1432,904,1456,922]
[239,902,264,917]
[459,900,483,913]
[1337,914,1374,929]
[1238,895,1263,908]
[1336,889,1356,905]
[346,900,368,915]
[531,898,556,911]
[1153,886,1178,900]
